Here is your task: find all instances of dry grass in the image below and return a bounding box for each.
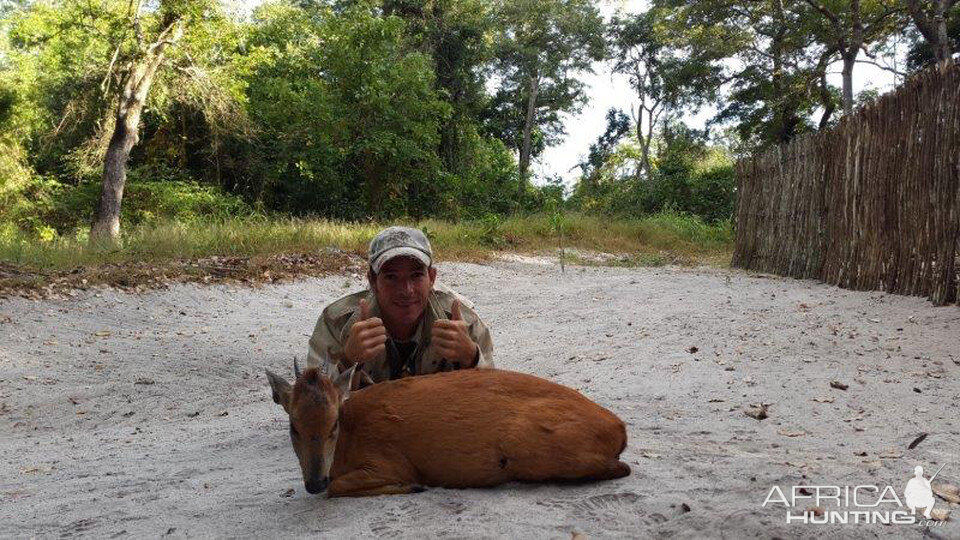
[0,212,733,295]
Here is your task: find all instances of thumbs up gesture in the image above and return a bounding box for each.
[344,298,387,366]
[431,300,479,367]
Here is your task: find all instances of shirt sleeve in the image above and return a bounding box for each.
[466,306,494,369]
[306,308,345,369]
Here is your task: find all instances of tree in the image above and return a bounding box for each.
[487,0,605,199]
[241,2,449,218]
[382,0,494,177]
[577,108,630,186]
[800,0,904,115]
[89,0,253,240]
[905,0,958,65]
[91,3,187,240]
[653,0,824,146]
[609,8,722,176]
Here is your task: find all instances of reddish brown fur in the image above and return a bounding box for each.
[280,367,630,497]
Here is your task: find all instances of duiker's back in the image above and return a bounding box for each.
[333,368,628,488]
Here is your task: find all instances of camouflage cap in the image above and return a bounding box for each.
[368,226,433,273]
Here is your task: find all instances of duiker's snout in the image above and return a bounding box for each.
[305,477,330,494]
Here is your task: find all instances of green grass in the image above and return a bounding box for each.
[0,211,733,279]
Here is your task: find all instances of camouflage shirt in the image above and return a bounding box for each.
[305,282,494,382]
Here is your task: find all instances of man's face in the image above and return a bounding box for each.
[371,256,437,331]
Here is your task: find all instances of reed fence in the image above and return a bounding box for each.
[733,61,960,306]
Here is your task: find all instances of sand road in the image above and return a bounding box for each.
[2,259,958,538]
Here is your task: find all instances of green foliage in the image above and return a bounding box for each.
[477,212,506,247]
[445,133,520,218]
[4,165,252,240]
[570,121,737,223]
[11,0,917,244]
[239,2,449,218]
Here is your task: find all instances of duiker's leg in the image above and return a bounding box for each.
[518,457,631,483]
[327,469,424,498]
[591,459,631,480]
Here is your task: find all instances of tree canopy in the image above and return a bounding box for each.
[0,0,954,239]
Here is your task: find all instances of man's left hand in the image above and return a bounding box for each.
[431,300,478,367]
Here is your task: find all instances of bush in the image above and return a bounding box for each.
[4,164,255,239]
[644,163,735,223]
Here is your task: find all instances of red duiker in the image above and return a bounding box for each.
[265,361,630,497]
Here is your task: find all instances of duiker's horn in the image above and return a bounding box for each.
[293,356,302,379]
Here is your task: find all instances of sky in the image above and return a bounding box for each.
[534,0,904,188]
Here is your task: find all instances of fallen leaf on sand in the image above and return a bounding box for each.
[878,448,903,459]
[744,403,769,420]
[907,433,927,450]
[571,533,587,540]
[830,381,849,390]
[687,346,699,354]
[933,483,960,504]
[813,397,834,403]
[280,488,295,498]
[777,429,806,437]
[94,330,111,337]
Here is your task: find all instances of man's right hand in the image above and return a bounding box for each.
[344,298,387,365]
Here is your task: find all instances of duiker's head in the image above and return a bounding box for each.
[266,361,354,494]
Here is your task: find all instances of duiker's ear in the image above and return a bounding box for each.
[265,369,292,412]
[334,364,356,402]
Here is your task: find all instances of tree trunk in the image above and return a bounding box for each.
[518,72,539,200]
[439,119,459,173]
[907,0,956,65]
[843,0,864,115]
[841,51,856,115]
[815,47,837,129]
[638,120,652,178]
[637,105,658,178]
[933,3,952,63]
[91,19,183,242]
[770,0,793,141]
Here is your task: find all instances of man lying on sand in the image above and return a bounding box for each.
[306,226,493,382]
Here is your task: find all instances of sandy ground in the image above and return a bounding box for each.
[1,258,959,539]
